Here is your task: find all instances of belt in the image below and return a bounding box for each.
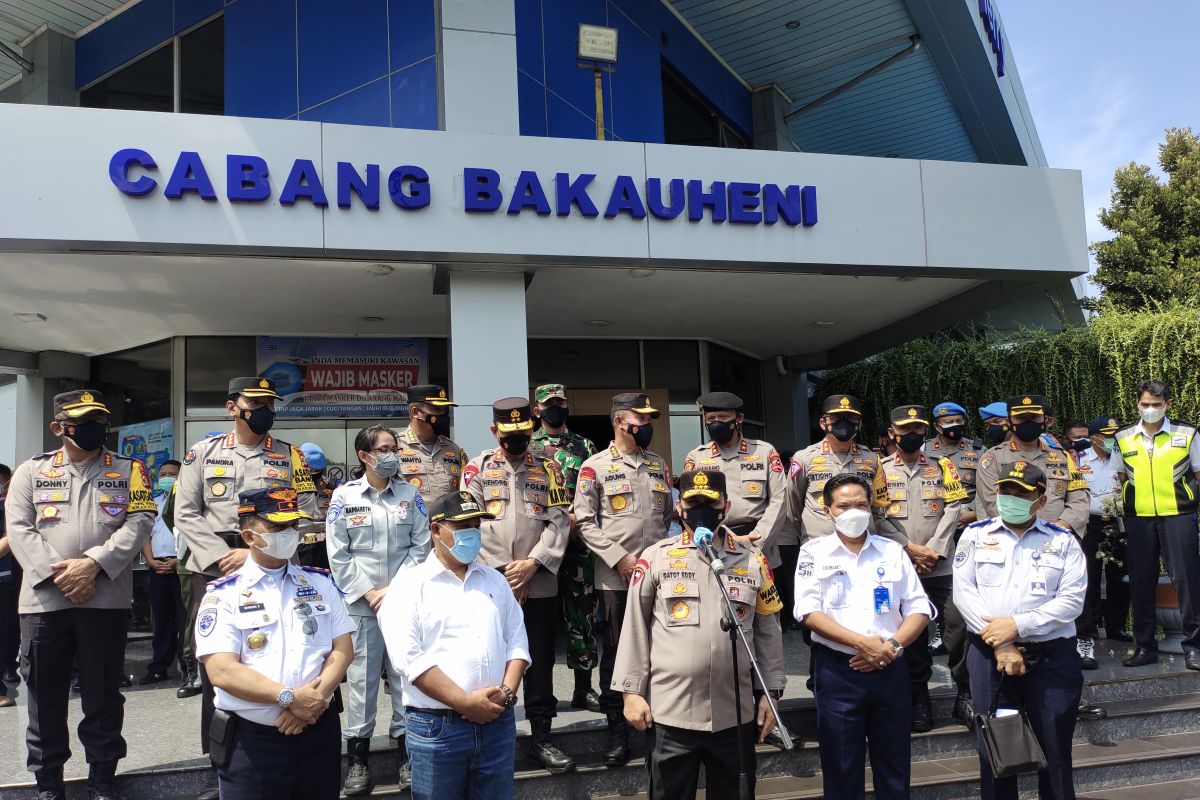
[970,633,1073,653]
[234,709,333,737]
[405,706,463,720]
[812,643,855,663]
[727,522,756,536]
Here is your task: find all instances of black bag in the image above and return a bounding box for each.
[974,674,1048,778]
[209,708,237,768]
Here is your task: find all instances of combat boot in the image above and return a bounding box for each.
[604,713,630,767]
[530,719,576,774]
[342,737,373,796]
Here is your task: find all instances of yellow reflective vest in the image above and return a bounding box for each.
[1116,422,1199,516]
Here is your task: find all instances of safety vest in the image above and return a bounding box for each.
[1116,422,1199,516]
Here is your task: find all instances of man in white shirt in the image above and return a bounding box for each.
[140,460,186,685]
[378,491,531,800]
[793,473,932,800]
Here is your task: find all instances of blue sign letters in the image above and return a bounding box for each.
[979,0,1005,78]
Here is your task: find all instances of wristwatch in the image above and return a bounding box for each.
[887,638,904,658]
[277,687,295,709]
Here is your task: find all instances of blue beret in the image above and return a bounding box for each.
[933,402,966,419]
[300,442,327,470]
[978,402,1008,420]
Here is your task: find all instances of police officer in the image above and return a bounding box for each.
[174,376,318,799]
[615,470,785,800]
[326,425,431,795]
[1077,416,1131,645]
[786,394,888,544]
[1110,380,1200,669]
[574,392,673,766]
[975,402,1010,451]
[875,405,967,732]
[794,473,933,800]
[530,383,602,712]
[396,385,468,507]
[975,395,1089,538]
[196,488,354,800]
[464,398,573,773]
[5,390,156,800]
[297,443,338,570]
[953,463,1087,800]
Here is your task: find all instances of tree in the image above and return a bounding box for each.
[1089,127,1200,311]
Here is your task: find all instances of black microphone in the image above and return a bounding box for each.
[693,526,725,575]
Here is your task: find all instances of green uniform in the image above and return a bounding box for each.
[532,426,598,672]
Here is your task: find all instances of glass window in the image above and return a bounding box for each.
[180,17,224,115]
[662,65,746,149]
[186,336,256,416]
[528,340,640,389]
[81,44,173,112]
[91,340,172,430]
[707,343,763,421]
[643,340,701,412]
[669,414,702,474]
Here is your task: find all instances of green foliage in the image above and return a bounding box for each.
[1090,128,1200,310]
[818,304,1200,436]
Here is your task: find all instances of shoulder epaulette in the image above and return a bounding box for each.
[206,574,238,591]
[300,565,331,576]
[1043,521,1071,534]
[964,518,996,532]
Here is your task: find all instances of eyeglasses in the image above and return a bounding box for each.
[294,601,318,636]
[370,447,400,455]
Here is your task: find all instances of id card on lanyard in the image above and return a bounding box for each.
[873,566,890,614]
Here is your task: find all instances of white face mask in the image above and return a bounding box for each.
[831,507,871,539]
[1139,406,1166,424]
[250,529,300,560]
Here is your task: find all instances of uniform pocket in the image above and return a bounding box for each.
[604,483,635,514]
[345,515,377,552]
[33,502,69,528]
[819,574,851,609]
[660,580,700,627]
[974,548,1006,587]
[406,712,446,741]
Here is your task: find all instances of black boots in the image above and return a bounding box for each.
[570,670,602,713]
[529,719,576,774]
[604,714,631,767]
[911,685,933,733]
[87,761,119,800]
[177,657,201,699]
[342,737,373,796]
[952,690,974,730]
[35,767,65,800]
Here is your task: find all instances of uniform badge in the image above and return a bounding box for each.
[532,504,544,515]
[667,548,688,557]
[397,501,409,520]
[736,605,748,620]
[211,482,227,497]
[101,504,124,517]
[728,586,740,599]
[37,492,50,502]
[247,631,267,650]
[463,465,480,486]
[414,495,426,517]
[404,464,422,474]
[198,608,217,637]
[954,540,973,568]
[746,482,761,495]
[654,482,666,492]
[669,559,689,569]
[40,469,64,478]
[672,582,687,594]
[104,471,123,479]
[487,500,504,515]
[788,461,802,479]
[52,492,64,501]
[408,477,423,489]
[631,558,650,586]
[265,451,287,459]
[671,601,690,620]
[214,467,226,477]
[41,505,59,520]
[797,556,814,578]
[611,495,627,511]
[266,469,278,479]
[729,567,750,576]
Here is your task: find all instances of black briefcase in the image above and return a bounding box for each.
[974,675,1048,778]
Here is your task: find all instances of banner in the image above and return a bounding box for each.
[117,417,175,483]
[257,337,428,418]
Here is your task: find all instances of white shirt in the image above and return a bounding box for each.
[1078,448,1120,516]
[378,551,531,711]
[195,560,355,725]
[1109,418,1200,474]
[150,494,177,558]
[952,516,1086,645]
[793,533,933,655]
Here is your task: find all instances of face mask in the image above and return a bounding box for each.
[996,495,1037,526]
[63,420,108,452]
[1070,438,1091,452]
[425,412,451,438]
[1140,406,1166,424]
[238,405,275,435]
[624,422,654,449]
[251,529,300,560]
[937,423,965,442]
[1103,437,1115,453]
[829,418,858,443]
[683,503,723,534]
[985,423,1008,445]
[705,420,739,446]
[540,406,569,428]
[832,507,871,539]
[438,527,482,565]
[154,476,177,495]
[371,452,400,479]
[896,431,925,454]
[1013,419,1044,443]
[499,434,531,457]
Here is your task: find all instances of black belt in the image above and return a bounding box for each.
[234,708,333,737]
[970,633,1073,655]
[812,643,854,663]
[727,522,756,536]
[405,706,463,720]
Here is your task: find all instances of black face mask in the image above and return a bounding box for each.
[624,422,654,449]
[238,405,276,435]
[896,431,925,454]
[1013,419,1045,443]
[985,423,1008,445]
[705,420,738,446]
[937,423,965,442]
[829,418,858,443]
[426,413,451,438]
[499,434,530,456]
[539,406,569,429]
[684,503,723,535]
[63,421,108,452]
[1070,437,1091,452]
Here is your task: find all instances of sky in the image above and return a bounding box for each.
[999,1,1200,277]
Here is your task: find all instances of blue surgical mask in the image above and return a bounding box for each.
[996,495,1036,525]
[439,527,482,565]
[154,476,177,496]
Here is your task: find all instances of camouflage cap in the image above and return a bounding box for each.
[535,384,567,404]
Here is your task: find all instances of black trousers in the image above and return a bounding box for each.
[147,571,186,676]
[647,722,757,800]
[521,596,559,723]
[908,574,969,692]
[1125,513,1200,651]
[775,544,800,632]
[19,608,128,772]
[1076,517,1130,638]
[0,576,19,694]
[597,589,629,717]
[217,710,340,800]
[191,571,216,756]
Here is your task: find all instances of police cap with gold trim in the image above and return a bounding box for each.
[821,394,863,416]
[1007,395,1048,416]
[429,491,496,523]
[995,461,1047,493]
[237,487,313,524]
[696,392,743,412]
[611,392,660,418]
[1088,416,1120,436]
[493,396,535,433]
[679,468,726,500]
[228,377,280,399]
[889,404,930,426]
[407,384,456,407]
[53,389,110,419]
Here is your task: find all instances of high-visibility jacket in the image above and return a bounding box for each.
[1116,421,1200,516]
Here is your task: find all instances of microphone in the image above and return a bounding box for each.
[693,526,725,575]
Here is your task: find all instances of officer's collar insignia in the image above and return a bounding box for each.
[739,439,749,454]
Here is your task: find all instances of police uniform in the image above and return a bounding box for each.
[974,396,1089,537]
[573,392,673,761]
[924,402,981,513]
[396,384,468,508]
[324,469,430,787]
[5,390,157,798]
[952,463,1087,800]
[786,395,889,543]
[530,383,600,684]
[297,444,339,570]
[196,489,355,800]
[875,405,968,730]
[793,514,933,800]
[613,469,786,800]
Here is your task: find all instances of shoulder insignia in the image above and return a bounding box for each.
[1043,521,1071,534]
[788,459,802,479]
[301,565,331,576]
[205,574,238,591]
[183,449,197,465]
[953,538,974,568]
[630,557,650,586]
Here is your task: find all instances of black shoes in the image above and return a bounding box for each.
[139,671,171,686]
[1077,637,1099,670]
[530,720,576,774]
[35,767,65,800]
[177,659,201,698]
[570,688,603,713]
[1107,628,1134,642]
[604,715,631,767]
[1077,704,1107,720]
[86,760,119,800]
[1123,647,1158,667]
[911,687,933,733]
[342,737,373,796]
[1185,650,1200,671]
[952,691,974,730]
[3,668,19,684]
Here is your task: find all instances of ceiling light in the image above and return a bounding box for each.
[810,320,836,328]
[587,319,610,327]
[366,264,394,276]
[13,312,46,323]
[628,268,656,278]
[362,315,384,322]
[785,20,801,30]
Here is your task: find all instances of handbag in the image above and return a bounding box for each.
[974,674,1048,778]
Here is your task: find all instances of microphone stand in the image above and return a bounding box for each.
[700,538,794,800]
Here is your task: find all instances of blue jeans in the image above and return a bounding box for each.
[406,706,516,800]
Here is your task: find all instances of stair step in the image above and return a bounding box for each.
[1078,777,1200,800]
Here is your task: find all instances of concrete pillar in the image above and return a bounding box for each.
[762,368,810,452]
[752,84,794,152]
[439,0,519,134]
[17,27,77,107]
[13,375,47,462]
[447,270,529,457]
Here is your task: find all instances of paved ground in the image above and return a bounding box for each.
[0,628,1175,786]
